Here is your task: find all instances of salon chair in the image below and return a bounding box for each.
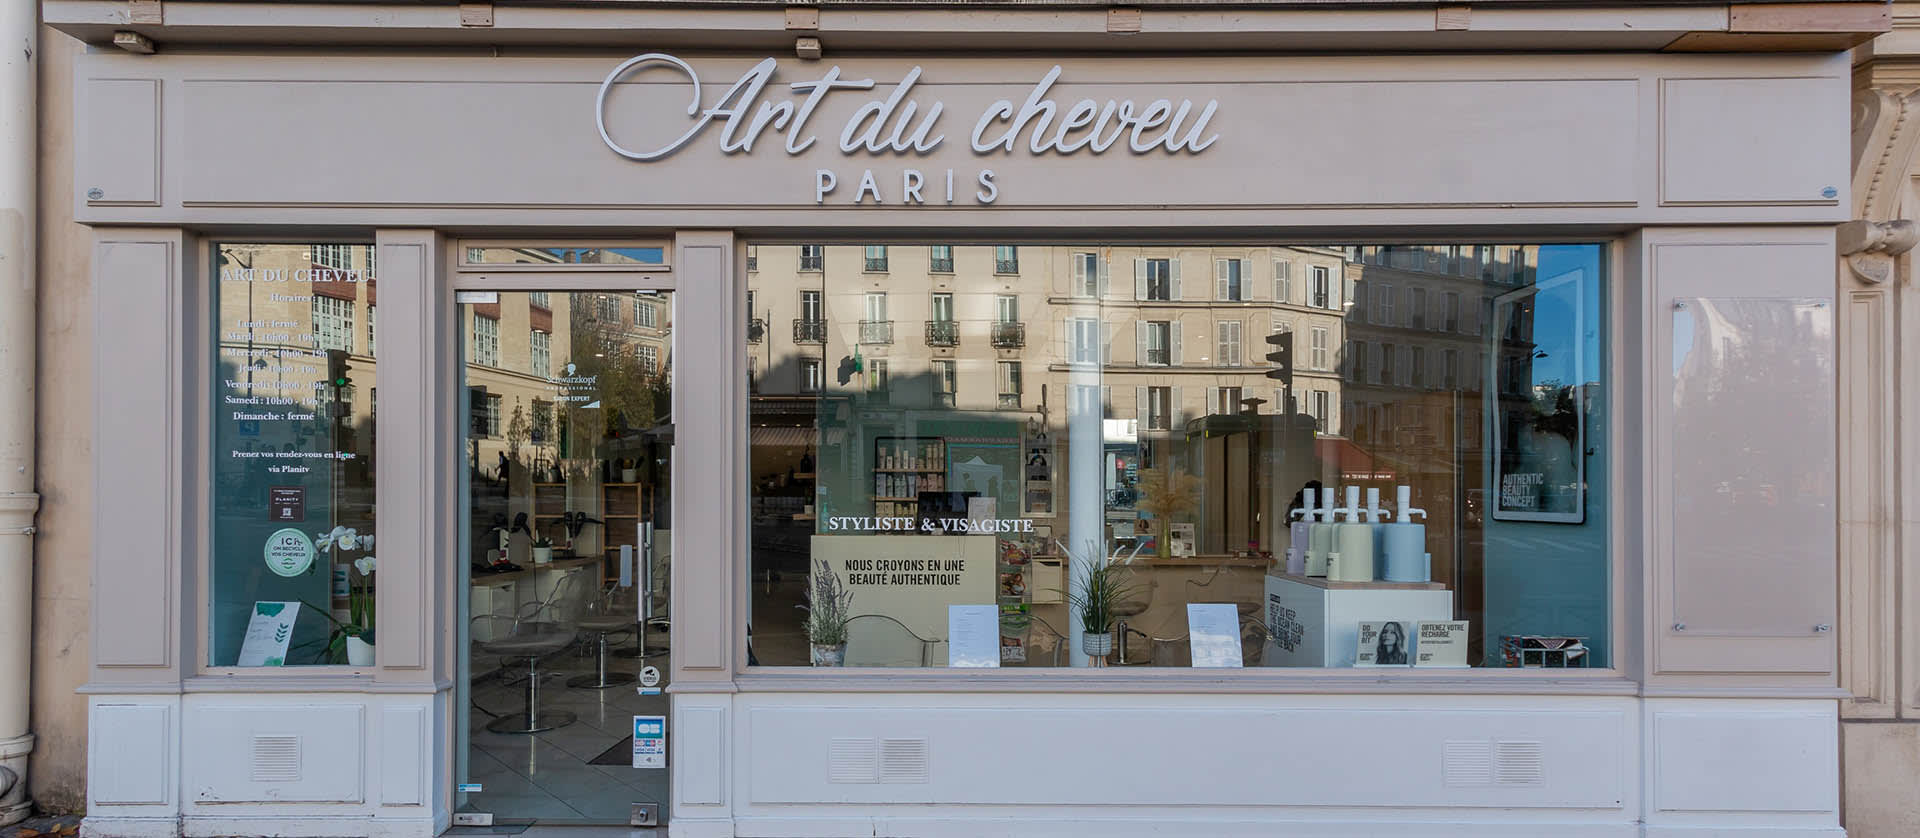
[568,584,639,689]
[471,568,589,733]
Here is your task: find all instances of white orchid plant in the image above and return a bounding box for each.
[305,525,377,659]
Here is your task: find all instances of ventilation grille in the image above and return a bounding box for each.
[878,738,930,784]
[1443,740,1493,786]
[1494,740,1545,786]
[251,735,301,783]
[1444,739,1545,788]
[827,737,929,784]
[828,738,878,784]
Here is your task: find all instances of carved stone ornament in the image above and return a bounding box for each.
[1846,88,1920,284]
[1839,219,1918,284]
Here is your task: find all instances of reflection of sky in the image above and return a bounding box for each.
[1531,245,1603,387]
[611,247,666,264]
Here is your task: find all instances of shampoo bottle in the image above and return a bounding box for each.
[1329,486,1376,582]
[1381,485,1429,582]
[1286,508,1311,576]
[1365,487,1389,579]
[1305,488,1336,577]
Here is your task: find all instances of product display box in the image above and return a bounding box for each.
[1261,573,1454,668]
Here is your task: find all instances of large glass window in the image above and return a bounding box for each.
[212,243,378,666]
[746,243,1608,671]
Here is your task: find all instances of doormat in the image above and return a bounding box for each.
[589,736,634,766]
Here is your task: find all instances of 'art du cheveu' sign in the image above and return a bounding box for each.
[595,54,1222,205]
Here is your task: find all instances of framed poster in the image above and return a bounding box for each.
[1489,268,1587,523]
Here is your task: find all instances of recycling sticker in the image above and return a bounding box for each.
[264,528,316,577]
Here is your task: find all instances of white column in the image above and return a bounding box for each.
[0,0,36,825]
[1066,318,1103,666]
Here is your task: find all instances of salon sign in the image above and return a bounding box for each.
[595,54,1222,205]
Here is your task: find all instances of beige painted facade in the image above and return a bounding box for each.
[32,22,89,815]
[1833,6,1920,836]
[11,0,1901,834]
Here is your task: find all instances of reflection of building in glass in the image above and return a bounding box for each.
[744,242,1604,669]
[212,242,385,665]
[744,244,1356,660]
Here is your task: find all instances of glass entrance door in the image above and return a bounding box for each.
[455,289,673,826]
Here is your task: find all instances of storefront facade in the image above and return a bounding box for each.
[47,3,1876,837]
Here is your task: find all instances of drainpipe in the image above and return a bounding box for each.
[0,0,36,827]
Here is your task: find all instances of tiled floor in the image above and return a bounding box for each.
[461,641,671,825]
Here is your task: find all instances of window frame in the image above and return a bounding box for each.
[799,244,826,272]
[454,238,672,272]
[206,239,381,673]
[528,327,550,377]
[800,356,824,392]
[471,312,500,367]
[1215,319,1243,367]
[730,237,1628,688]
[1147,385,1172,430]
[997,359,1023,408]
[932,358,957,406]
[1143,320,1172,366]
[993,245,1020,274]
[313,295,355,354]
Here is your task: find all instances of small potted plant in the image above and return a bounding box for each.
[531,535,554,565]
[798,557,855,666]
[341,555,377,665]
[1058,540,1141,659]
[619,457,638,483]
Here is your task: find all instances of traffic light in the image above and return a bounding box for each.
[326,349,351,389]
[1265,330,1295,415]
[1264,330,1293,383]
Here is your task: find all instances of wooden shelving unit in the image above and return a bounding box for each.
[872,436,947,518]
[531,479,653,584]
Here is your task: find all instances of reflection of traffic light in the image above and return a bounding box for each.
[1264,330,1294,382]
[326,349,350,419]
[1264,330,1295,414]
[327,349,351,389]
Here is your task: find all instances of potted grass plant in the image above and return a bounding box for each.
[1057,539,1142,658]
[799,557,855,666]
[531,535,554,565]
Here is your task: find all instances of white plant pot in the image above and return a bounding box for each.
[532,546,553,565]
[346,636,375,666]
[810,643,847,667]
[1081,631,1114,657]
[621,468,638,483]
